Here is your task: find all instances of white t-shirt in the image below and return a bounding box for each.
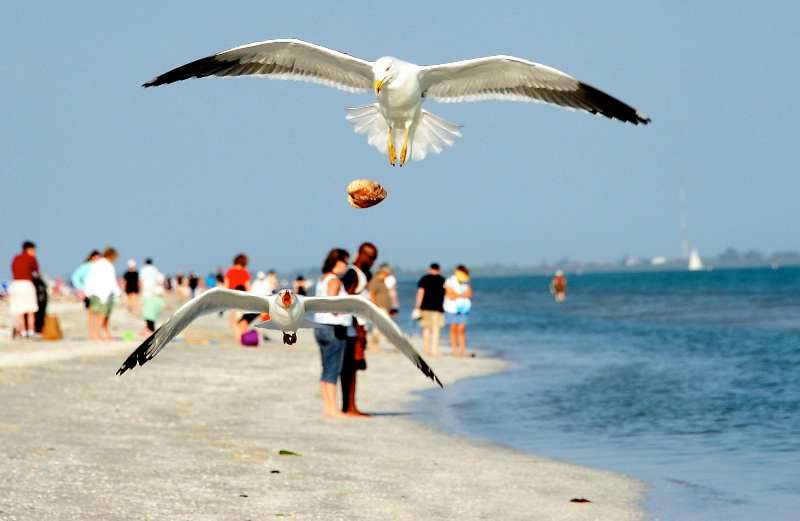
[313,273,351,326]
[139,264,160,297]
[84,258,122,303]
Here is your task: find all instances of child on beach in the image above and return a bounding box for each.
[140,281,166,336]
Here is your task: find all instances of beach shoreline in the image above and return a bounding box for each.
[0,298,644,520]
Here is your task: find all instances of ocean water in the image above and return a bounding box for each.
[396,268,800,521]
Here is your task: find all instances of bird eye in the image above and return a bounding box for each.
[385,66,390,72]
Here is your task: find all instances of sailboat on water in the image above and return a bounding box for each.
[688,249,704,271]
[680,177,705,272]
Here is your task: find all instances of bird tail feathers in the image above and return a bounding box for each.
[345,104,463,161]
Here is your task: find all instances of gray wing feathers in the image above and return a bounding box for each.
[116,288,270,374]
[143,39,374,93]
[419,56,650,124]
[303,296,442,387]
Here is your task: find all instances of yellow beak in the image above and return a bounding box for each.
[374,78,385,95]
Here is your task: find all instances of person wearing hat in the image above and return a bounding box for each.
[366,263,395,351]
[550,270,567,302]
[250,271,271,296]
[443,265,473,357]
[123,259,140,312]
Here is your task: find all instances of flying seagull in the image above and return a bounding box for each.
[143,38,650,166]
[116,288,442,387]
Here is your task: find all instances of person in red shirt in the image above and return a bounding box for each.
[550,270,567,302]
[224,254,251,292]
[223,253,252,338]
[10,241,41,339]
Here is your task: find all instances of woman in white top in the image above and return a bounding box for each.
[443,265,472,358]
[84,247,122,341]
[313,248,352,418]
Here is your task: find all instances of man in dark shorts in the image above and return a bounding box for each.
[340,242,377,416]
[123,260,140,312]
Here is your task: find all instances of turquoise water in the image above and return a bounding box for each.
[398,268,800,520]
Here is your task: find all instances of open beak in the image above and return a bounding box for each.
[281,292,293,308]
[374,77,386,95]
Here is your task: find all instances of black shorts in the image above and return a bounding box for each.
[241,313,260,324]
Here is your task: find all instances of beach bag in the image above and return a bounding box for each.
[455,297,472,314]
[240,329,260,347]
[42,315,63,341]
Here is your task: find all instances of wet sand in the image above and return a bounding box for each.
[0,298,644,520]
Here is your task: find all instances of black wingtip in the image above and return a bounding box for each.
[418,359,444,388]
[141,55,235,89]
[575,81,651,126]
[116,333,156,375]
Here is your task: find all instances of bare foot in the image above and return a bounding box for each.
[324,411,349,419]
[344,410,372,418]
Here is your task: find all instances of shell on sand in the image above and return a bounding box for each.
[347,179,387,208]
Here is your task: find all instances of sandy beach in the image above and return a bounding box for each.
[0,297,644,520]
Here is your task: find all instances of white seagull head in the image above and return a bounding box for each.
[372,56,396,94]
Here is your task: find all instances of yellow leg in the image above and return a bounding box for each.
[400,126,411,166]
[387,126,396,166]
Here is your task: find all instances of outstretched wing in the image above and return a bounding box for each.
[419,55,650,125]
[116,288,271,375]
[143,38,374,93]
[303,295,443,387]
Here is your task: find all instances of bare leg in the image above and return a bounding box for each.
[99,314,112,341]
[320,382,346,418]
[422,326,431,355]
[367,329,381,351]
[17,314,26,336]
[342,331,371,417]
[343,372,370,417]
[88,311,100,340]
[456,324,467,357]
[449,325,458,356]
[431,326,441,356]
[86,310,93,338]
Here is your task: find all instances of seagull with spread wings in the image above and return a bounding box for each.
[143,38,650,166]
[117,288,442,387]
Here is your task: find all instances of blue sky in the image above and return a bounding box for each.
[3,2,798,278]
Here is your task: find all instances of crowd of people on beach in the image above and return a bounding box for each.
[5,239,477,418]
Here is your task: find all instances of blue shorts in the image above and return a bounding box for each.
[445,312,469,325]
[314,325,347,384]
